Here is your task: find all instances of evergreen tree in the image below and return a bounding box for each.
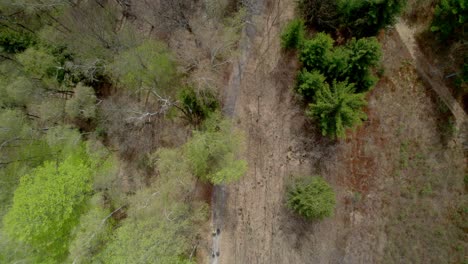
[431,0,468,40]
[299,32,333,71]
[307,81,367,138]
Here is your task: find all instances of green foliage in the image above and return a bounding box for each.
[431,0,468,40]
[299,32,334,71]
[299,34,381,93]
[287,176,336,220]
[343,37,381,92]
[281,19,306,50]
[338,0,406,37]
[65,83,97,120]
[0,28,36,53]
[68,194,113,264]
[16,46,58,79]
[3,150,93,261]
[307,81,367,138]
[97,150,206,263]
[288,31,381,138]
[296,70,327,100]
[110,40,176,94]
[178,86,219,125]
[4,76,36,106]
[297,0,405,38]
[184,113,247,184]
[98,201,202,264]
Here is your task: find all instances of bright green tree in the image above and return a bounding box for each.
[3,150,93,261]
[287,176,336,220]
[307,81,367,138]
[184,113,247,184]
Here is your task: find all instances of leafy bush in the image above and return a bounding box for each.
[307,81,367,138]
[0,28,36,53]
[296,70,327,100]
[280,19,306,50]
[299,32,333,71]
[287,176,336,220]
[343,37,381,92]
[431,0,468,40]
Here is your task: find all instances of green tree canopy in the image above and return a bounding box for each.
[280,19,306,50]
[110,40,176,96]
[431,0,468,40]
[307,81,367,138]
[3,150,93,261]
[97,148,206,263]
[287,176,336,220]
[16,46,58,80]
[184,113,248,184]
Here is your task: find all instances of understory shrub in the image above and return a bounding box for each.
[280,19,306,50]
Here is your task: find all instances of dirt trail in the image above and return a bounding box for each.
[210,4,467,263]
[215,0,346,263]
[210,3,259,263]
[395,21,467,130]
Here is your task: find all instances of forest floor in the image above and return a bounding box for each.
[205,0,467,263]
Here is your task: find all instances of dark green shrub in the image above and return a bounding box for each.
[287,176,336,220]
[280,19,306,50]
[338,0,406,37]
[297,0,405,38]
[0,28,36,53]
[177,87,219,125]
[325,46,350,80]
[296,70,327,100]
[307,81,367,138]
[299,32,333,71]
[299,34,381,93]
[431,0,468,41]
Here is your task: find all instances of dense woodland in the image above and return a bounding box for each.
[0,0,466,263]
